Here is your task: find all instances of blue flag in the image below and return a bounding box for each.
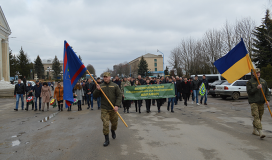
[63,41,87,108]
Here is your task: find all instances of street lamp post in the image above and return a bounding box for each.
[157,49,164,76]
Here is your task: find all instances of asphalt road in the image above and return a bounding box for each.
[0,95,272,160]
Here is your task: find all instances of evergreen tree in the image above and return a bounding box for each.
[9,49,18,77]
[17,47,30,79]
[164,66,169,75]
[52,55,61,79]
[137,56,150,77]
[252,9,272,68]
[34,55,44,79]
[261,64,272,80]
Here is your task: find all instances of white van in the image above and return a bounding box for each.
[191,74,225,84]
[191,73,251,84]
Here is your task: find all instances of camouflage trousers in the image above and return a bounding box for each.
[101,109,118,135]
[250,103,264,130]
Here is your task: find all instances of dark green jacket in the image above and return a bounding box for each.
[246,77,270,104]
[93,81,122,110]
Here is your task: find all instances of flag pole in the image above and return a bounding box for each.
[86,70,128,127]
[247,54,272,117]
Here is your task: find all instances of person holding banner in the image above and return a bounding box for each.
[121,76,131,113]
[134,79,143,113]
[156,79,163,113]
[167,78,176,112]
[145,79,152,113]
[246,68,270,139]
[93,72,122,147]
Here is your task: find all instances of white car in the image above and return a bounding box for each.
[215,80,248,100]
[215,80,271,100]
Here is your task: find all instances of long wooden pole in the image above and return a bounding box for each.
[247,54,272,117]
[86,70,128,127]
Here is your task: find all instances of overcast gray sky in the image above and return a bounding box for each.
[1,0,271,76]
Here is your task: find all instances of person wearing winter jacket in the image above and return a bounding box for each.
[25,82,34,111]
[85,78,95,110]
[14,79,25,111]
[33,80,42,111]
[74,82,84,111]
[181,77,191,106]
[82,81,86,105]
[41,82,51,111]
[200,75,210,105]
[54,82,64,111]
[191,75,201,105]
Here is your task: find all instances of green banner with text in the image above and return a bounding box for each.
[124,83,175,100]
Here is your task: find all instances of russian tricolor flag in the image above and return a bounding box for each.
[63,41,87,108]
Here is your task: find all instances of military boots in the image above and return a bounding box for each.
[103,135,110,147]
[111,130,116,139]
[252,127,259,136]
[257,129,266,139]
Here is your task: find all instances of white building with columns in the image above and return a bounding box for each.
[0,6,14,96]
[0,6,11,82]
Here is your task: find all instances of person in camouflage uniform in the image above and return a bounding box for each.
[246,68,270,139]
[93,72,122,147]
[121,76,131,113]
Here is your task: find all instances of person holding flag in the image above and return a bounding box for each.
[214,38,271,139]
[246,68,270,139]
[63,41,87,112]
[63,40,127,146]
[93,72,122,147]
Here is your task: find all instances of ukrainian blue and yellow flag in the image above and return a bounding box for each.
[214,38,253,83]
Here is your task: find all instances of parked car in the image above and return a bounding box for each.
[12,81,35,86]
[209,80,227,97]
[215,80,248,100]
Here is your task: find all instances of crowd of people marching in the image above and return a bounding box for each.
[13,74,210,113]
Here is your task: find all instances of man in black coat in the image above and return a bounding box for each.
[137,75,145,85]
[14,79,25,111]
[85,78,95,110]
[176,76,182,101]
[191,75,201,105]
[33,80,42,111]
[181,77,191,106]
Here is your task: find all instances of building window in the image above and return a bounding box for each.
[154,59,157,62]
[154,63,157,67]
[155,68,157,71]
